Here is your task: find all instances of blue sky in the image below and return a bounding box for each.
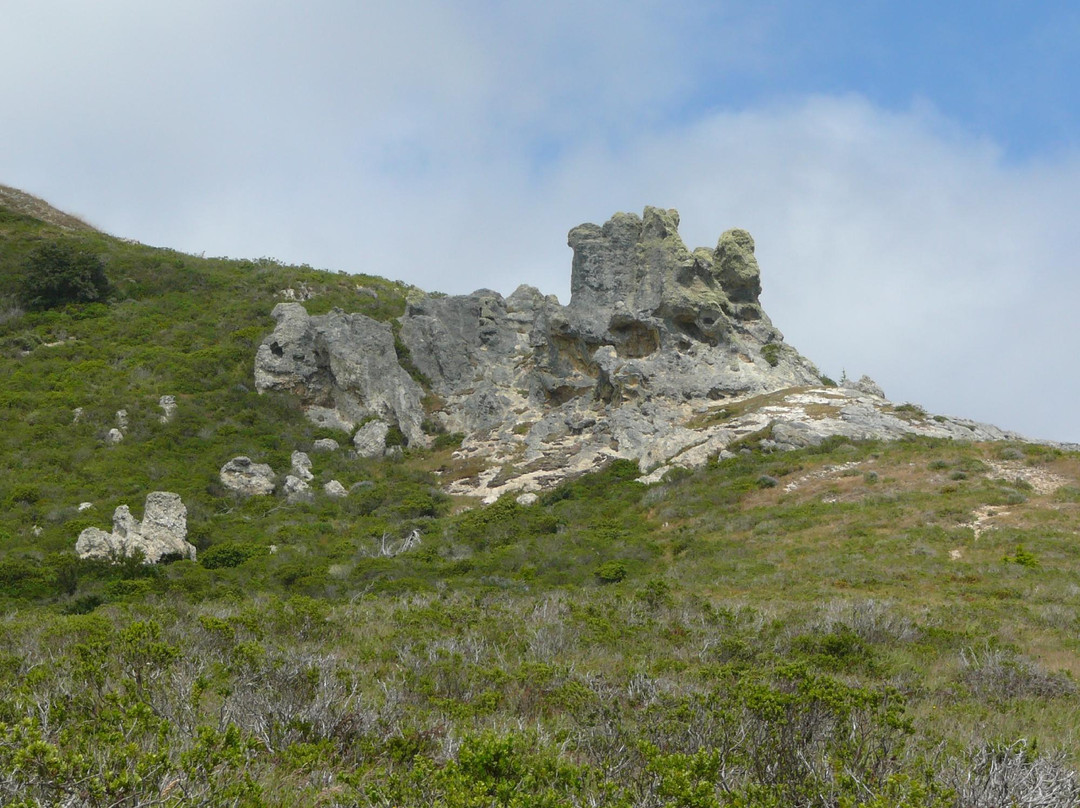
[2,1,1079,441]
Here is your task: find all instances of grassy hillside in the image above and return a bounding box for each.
[2,200,1080,806]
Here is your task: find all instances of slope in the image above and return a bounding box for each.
[1,190,1080,806]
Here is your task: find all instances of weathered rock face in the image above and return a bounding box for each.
[254,207,827,500]
[256,206,1043,502]
[283,475,313,504]
[159,395,177,423]
[220,456,277,496]
[353,420,390,458]
[291,450,314,482]
[75,492,195,563]
[254,303,426,445]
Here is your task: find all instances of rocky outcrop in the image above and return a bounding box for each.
[159,395,177,423]
[253,206,1037,502]
[220,456,276,496]
[75,492,195,563]
[254,303,426,446]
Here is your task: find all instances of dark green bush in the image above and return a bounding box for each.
[19,242,111,310]
[593,560,628,583]
[200,542,263,569]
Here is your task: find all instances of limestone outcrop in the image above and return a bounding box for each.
[252,206,1035,501]
[75,492,195,563]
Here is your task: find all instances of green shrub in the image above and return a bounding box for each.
[593,560,628,583]
[200,542,263,569]
[1003,545,1038,568]
[19,242,111,310]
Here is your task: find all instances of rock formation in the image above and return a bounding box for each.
[220,456,276,496]
[324,480,348,498]
[254,303,426,445]
[159,395,177,423]
[283,475,313,504]
[254,207,1032,501]
[353,420,390,458]
[291,450,314,482]
[75,492,195,563]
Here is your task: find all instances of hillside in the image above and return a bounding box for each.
[2,191,1080,806]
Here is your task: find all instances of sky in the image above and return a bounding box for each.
[2,1,1079,441]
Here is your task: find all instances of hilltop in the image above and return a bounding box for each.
[2,189,1080,806]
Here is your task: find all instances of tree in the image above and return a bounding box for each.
[19,241,110,309]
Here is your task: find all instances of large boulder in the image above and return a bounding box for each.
[220,456,276,496]
[75,492,195,563]
[353,420,390,458]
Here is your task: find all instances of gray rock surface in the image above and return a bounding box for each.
[323,480,348,498]
[849,375,886,399]
[283,475,313,504]
[220,456,276,496]
[291,450,314,482]
[353,420,390,458]
[159,395,177,423]
[313,438,340,452]
[75,492,195,563]
[106,428,123,444]
[253,206,1051,502]
[254,303,426,446]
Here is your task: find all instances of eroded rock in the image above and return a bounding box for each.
[291,450,314,482]
[254,206,1047,502]
[254,303,426,446]
[159,395,177,423]
[353,420,390,458]
[220,456,276,496]
[283,475,313,504]
[75,492,195,563]
[324,480,348,498]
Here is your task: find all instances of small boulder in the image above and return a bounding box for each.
[116,409,129,430]
[313,438,340,452]
[353,420,390,458]
[220,456,276,496]
[324,480,348,498]
[78,502,94,512]
[106,428,124,444]
[291,450,314,482]
[283,475,313,504]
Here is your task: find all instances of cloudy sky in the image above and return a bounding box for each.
[3,1,1079,441]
